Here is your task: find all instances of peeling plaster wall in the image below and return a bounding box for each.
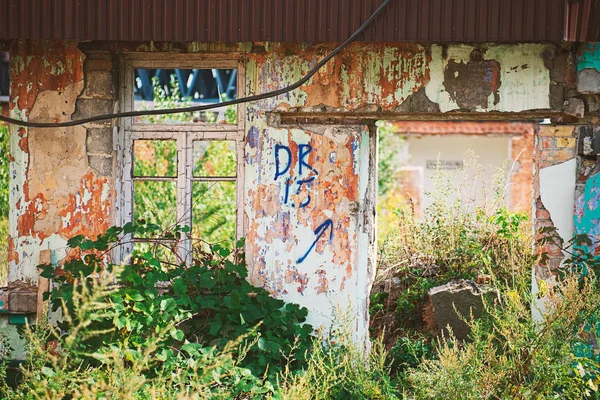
[248,42,552,114]
[7,39,571,341]
[8,41,115,283]
[577,43,600,94]
[243,42,554,339]
[425,44,551,112]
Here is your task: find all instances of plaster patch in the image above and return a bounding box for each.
[539,159,576,243]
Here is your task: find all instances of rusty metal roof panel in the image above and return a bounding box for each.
[565,0,600,42]
[0,0,570,43]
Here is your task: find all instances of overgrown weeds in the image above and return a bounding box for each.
[405,271,600,399]
[373,160,534,342]
[1,265,276,399]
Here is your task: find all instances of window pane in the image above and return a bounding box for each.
[193,141,237,177]
[191,181,236,249]
[134,180,178,238]
[133,68,237,124]
[134,140,177,177]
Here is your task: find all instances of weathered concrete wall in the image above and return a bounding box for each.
[248,43,555,114]
[8,41,115,284]
[7,39,589,339]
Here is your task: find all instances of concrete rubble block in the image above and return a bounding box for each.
[564,97,585,118]
[577,126,600,157]
[82,70,114,99]
[429,280,499,341]
[72,98,114,120]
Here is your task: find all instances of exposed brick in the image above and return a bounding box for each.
[556,137,576,148]
[540,137,554,149]
[539,125,576,137]
[551,149,576,163]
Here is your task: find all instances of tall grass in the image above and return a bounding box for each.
[373,157,534,338]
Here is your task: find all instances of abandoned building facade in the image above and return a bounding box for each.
[0,0,599,342]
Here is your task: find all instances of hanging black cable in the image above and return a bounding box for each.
[0,0,392,129]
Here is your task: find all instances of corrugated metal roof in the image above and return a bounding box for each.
[0,0,569,43]
[565,0,600,42]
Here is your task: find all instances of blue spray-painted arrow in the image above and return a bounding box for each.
[297,219,334,264]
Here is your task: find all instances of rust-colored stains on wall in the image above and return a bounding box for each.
[9,41,113,281]
[443,58,501,109]
[9,41,84,116]
[245,125,371,335]
[247,43,430,111]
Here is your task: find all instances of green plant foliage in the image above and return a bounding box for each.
[2,265,275,399]
[404,271,600,399]
[0,125,8,218]
[277,333,400,400]
[388,336,435,374]
[376,121,404,197]
[373,205,533,332]
[192,140,238,247]
[39,223,313,380]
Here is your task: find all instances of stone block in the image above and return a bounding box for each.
[86,127,114,154]
[7,291,37,314]
[564,97,585,118]
[88,154,113,177]
[82,70,114,99]
[429,280,498,341]
[549,84,564,111]
[584,95,600,113]
[72,99,114,120]
[578,69,600,94]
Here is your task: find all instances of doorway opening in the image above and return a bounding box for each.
[372,120,536,345]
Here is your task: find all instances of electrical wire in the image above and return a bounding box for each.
[0,0,392,128]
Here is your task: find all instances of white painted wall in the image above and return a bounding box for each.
[403,134,511,213]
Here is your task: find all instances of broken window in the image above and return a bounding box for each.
[118,55,245,264]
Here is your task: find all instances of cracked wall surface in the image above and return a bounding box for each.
[6,39,593,339]
[8,41,115,283]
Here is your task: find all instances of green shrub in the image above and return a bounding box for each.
[1,265,276,399]
[39,223,313,380]
[388,336,435,374]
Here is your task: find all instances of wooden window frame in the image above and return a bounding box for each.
[116,53,246,265]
